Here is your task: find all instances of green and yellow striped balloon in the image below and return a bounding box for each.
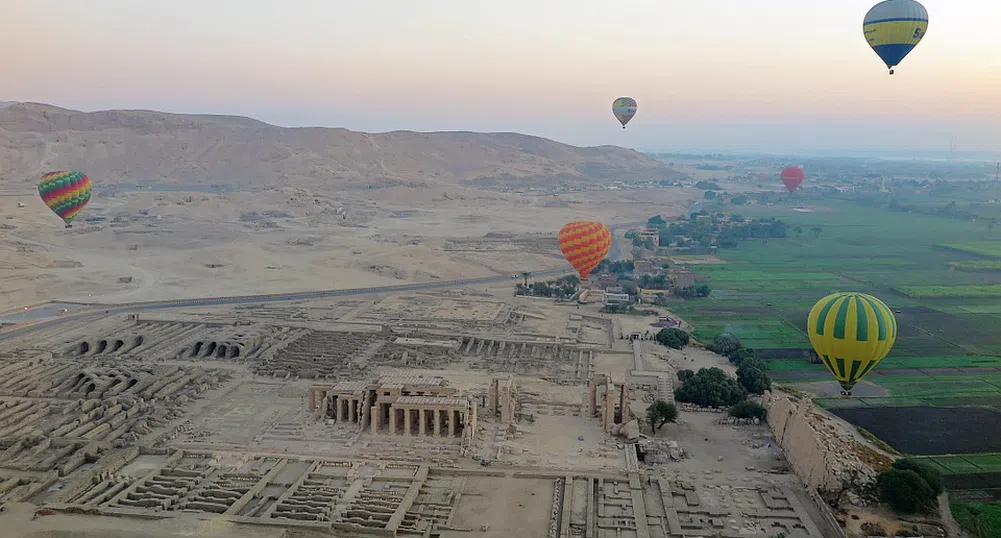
[806,292,897,393]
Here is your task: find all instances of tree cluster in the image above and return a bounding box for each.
[708,334,772,395]
[594,259,634,279]
[655,328,690,349]
[640,212,789,252]
[877,459,944,514]
[675,284,712,299]
[673,367,746,408]
[514,275,580,299]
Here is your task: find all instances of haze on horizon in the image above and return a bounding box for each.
[2,0,1000,155]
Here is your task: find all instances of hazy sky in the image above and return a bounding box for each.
[2,0,1000,153]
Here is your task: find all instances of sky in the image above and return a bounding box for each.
[2,0,1000,154]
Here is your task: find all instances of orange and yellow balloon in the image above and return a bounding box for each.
[558,221,611,279]
[38,171,92,228]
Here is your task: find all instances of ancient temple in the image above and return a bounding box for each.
[307,374,477,438]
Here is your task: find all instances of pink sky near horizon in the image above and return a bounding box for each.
[2,0,1000,152]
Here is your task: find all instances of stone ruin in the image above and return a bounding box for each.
[586,374,639,440]
[254,329,386,379]
[763,390,892,506]
[307,374,478,444]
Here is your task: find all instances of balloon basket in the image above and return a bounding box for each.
[64,224,73,229]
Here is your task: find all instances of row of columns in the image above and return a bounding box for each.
[388,406,464,437]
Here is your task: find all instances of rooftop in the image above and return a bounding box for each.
[394,395,469,408]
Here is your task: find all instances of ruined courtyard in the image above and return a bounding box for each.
[0,288,829,537]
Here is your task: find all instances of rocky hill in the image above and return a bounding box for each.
[0,102,677,191]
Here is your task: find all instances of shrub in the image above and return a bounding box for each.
[877,469,936,514]
[729,400,767,420]
[677,369,695,382]
[892,459,943,496]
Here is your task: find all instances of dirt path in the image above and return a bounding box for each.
[938,492,970,538]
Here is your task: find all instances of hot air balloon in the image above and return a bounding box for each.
[807,292,897,397]
[38,171,93,228]
[780,166,805,192]
[612,97,637,129]
[863,0,928,75]
[558,221,611,280]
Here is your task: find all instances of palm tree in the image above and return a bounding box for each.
[811,226,822,238]
[521,272,531,287]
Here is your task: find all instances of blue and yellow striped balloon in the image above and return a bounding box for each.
[863,0,928,75]
[807,292,897,393]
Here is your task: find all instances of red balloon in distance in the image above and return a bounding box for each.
[780,166,805,192]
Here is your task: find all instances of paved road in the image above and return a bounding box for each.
[0,222,640,342]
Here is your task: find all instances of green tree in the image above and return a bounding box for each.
[656,328,690,349]
[727,347,758,367]
[646,400,678,431]
[708,333,742,355]
[811,226,822,238]
[674,367,746,408]
[736,357,772,395]
[677,369,695,382]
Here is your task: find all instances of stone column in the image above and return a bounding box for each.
[371,405,380,434]
[434,408,442,437]
[404,408,412,436]
[419,409,427,436]
[448,410,456,437]
[390,407,398,435]
[470,401,477,435]
[308,388,317,410]
[348,398,357,423]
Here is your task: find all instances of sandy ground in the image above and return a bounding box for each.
[0,186,696,311]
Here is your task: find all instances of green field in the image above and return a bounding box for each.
[667,199,1001,506]
[953,260,1001,272]
[898,284,1001,298]
[952,501,1001,538]
[918,454,1001,475]
[941,242,1001,258]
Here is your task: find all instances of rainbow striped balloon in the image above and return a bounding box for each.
[558,221,611,280]
[38,171,93,226]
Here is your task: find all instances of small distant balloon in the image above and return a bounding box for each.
[780,166,805,192]
[558,221,611,280]
[38,171,92,228]
[863,0,928,75]
[612,97,637,129]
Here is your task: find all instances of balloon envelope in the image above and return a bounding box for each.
[612,97,637,128]
[780,166,805,192]
[807,292,897,392]
[38,171,92,225]
[558,221,612,280]
[863,0,928,73]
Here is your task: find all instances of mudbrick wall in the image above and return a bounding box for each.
[763,390,890,501]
